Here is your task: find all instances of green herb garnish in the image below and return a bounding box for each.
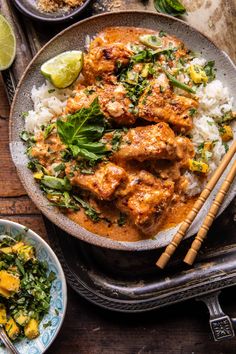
[73,196,101,222]
[41,176,71,191]
[189,108,197,116]
[44,123,55,139]
[223,142,229,152]
[164,70,196,93]
[56,98,108,162]
[159,30,167,37]
[204,61,216,82]
[154,0,186,17]
[111,130,123,151]
[117,213,127,227]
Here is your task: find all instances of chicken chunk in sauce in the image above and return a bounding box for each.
[65,162,127,200]
[116,170,175,234]
[66,83,136,126]
[109,123,191,162]
[138,76,198,133]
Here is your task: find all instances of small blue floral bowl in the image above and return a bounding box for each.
[0,219,67,354]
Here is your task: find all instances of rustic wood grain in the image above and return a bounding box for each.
[0,119,26,197]
[0,197,40,215]
[1,0,236,353]
[0,76,9,118]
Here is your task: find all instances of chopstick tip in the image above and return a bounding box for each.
[156,253,170,269]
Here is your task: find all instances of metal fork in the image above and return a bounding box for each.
[0,327,20,354]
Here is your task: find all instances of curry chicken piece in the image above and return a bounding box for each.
[83,42,132,84]
[65,162,127,201]
[30,132,65,168]
[149,136,194,180]
[66,83,136,126]
[115,170,175,234]
[109,123,193,162]
[138,75,198,132]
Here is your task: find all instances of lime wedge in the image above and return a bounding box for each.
[0,15,16,71]
[41,51,83,89]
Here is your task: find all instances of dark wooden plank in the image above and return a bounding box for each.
[0,196,40,215]
[0,75,10,119]
[0,119,26,197]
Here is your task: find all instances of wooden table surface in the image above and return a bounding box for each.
[1,0,236,353]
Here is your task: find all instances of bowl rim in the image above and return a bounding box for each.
[9,10,236,251]
[0,218,67,354]
[12,0,92,23]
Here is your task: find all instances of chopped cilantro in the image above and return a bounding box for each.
[159,30,167,37]
[223,142,229,152]
[204,61,216,82]
[111,130,123,151]
[21,111,29,118]
[43,320,52,329]
[189,108,197,116]
[117,213,127,227]
[73,196,101,222]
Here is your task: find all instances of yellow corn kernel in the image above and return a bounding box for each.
[220,125,233,142]
[0,304,7,325]
[189,159,209,173]
[189,65,208,84]
[33,172,44,180]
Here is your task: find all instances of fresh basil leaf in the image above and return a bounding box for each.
[56,99,108,162]
[41,176,71,191]
[154,0,186,16]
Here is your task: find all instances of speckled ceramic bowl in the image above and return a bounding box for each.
[10,11,236,251]
[12,0,92,23]
[0,219,67,354]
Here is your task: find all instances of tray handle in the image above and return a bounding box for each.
[197,291,235,341]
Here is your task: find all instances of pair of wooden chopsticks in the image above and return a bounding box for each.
[156,140,236,269]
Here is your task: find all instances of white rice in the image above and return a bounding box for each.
[25,83,73,133]
[24,59,235,197]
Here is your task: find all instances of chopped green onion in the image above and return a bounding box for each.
[164,70,196,93]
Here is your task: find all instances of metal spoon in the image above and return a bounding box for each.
[0,327,20,354]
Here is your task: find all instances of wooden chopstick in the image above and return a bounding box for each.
[184,159,236,265]
[156,139,236,269]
